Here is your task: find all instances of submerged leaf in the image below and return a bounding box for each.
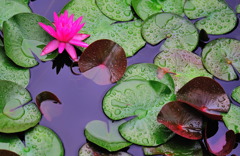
[232,86,240,103]
[79,39,127,85]
[177,77,230,120]
[85,120,132,152]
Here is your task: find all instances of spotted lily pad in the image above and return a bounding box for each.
[184,0,237,35]
[143,135,203,155]
[3,13,58,67]
[0,0,31,29]
[0,125,64,156]
[177,77,230,120]
[0,47,29,87]
[96,0,133,21]
[62,0,145,57]
[132,0,185,20]
[0,80,41,133]
[118,63,175,92]
[85,120,131,152]
[202,38,240,81]
[222,104,240,134]
[232,86,240,103]
[79,143,131,156]
[142,13,198,52]
[154,49,212,91]
[103,80,175,146]
[79,39,127,85]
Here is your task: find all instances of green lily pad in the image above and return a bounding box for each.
[85,120,131,152]
[0,125,64,156]
[232,86,240,103]
[154,49,212,91]
[184,0,237,35]
[118,63,175,92]
[96,0,133,21]
[132,0,185,20]
[222,104,240,134]
[142,13,198,52]
[143,135,203,155]
[0,0,31,29]
[62,0,145,57]
[3,13,58,68]
[0,80,41,133]
[0,39,3,46]
[237,4,240,13]
[202,38,240,81]
[103,80,176,146]
[0,47,30,87]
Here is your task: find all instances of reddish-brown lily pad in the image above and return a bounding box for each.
[79,39,127,85]
[177,77,230,120]
[157,101,203,140]
[0,150,19,156]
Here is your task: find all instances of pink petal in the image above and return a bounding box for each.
[58,42,66,53]
[65,43,78,61]
[64,10,68,18]
[73,16,83,26]
[41,40,59,55]
[53,12,59,24]
[69,14,74,23]
[69,39,89,48]
[73,34,90,41]
[39,22,56,38]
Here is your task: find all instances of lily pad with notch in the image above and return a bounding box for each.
[62,0,145,57]
[0,125,64,156]
[103,80,176,146]
[202,38,240,81]
[177,77,230,120]
[84,120,132,152]
[231,86,240,103]
[79,39,127,85]
[3,13,58,68]
[143,135,203,155]
[0,46,30,87]
[184,0,237,35]
[142,13,199,52]
[154,49,212,92]
[0,80,41,133]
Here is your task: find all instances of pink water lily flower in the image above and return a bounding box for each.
[39,10,90,61]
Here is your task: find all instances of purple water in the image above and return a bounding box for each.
[27,0,240,155]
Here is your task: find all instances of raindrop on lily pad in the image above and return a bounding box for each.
[142,13,199,52]
[177,77,230,120]
[3,13,58,67]
[202,38,240,81]
[103,80,176,146]
[0,80,41,133]
[84,120,132,152]
[232,86,240,103]
[79,39,127,85]
[154,49,212,91]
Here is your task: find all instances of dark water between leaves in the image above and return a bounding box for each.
[27,0,240,155]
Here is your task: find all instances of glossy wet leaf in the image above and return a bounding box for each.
[62,0,145,57]
[79,143,131,156]
[79,39,127,85]
[0,80,41,133]
[154,49,212,91]
[0,150,19,156]
[143,135,203,155]
[222,104,240,134]
[132,0,185,20]
[202,38,240,81]
[118,63,175,92]
[177,77,230,120]
[103,80,176,146]
[96,0,133,21]
[232,86,240,103]
[0,47,30,87]
[157,101,203,140]
[142,13,198,52]
[184,0,237,35]
[0,0,31,29]
[3,13,58,67]
[36,91,62,121]
[0,125,64,156]
[85,120,131,152]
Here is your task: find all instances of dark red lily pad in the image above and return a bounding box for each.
[78,39,127,85]
[36,91,62,121]
[0,150,19,156]
[157,101,203,140]
[177,77,230,120]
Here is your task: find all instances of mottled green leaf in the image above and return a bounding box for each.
[237,4,240,13]
[232,86,240,103]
